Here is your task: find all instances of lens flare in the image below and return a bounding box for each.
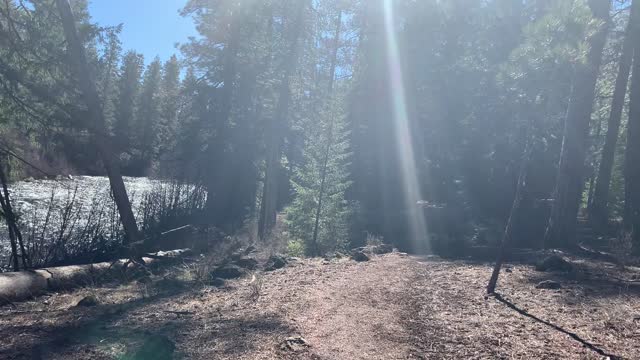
[382,0,430,252]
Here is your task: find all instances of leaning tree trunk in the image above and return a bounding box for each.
[625,2,640,254]
[55,0,140,245]
[487,139,533,294]
[544,0,610,249]
[0,164,28,270]
[590,0,638,229]
[0,162,25,271]
[258,0,308,240]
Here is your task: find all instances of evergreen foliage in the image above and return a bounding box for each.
[1,0,640,258]
[286,97,353,255]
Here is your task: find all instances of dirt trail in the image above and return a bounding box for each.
[267,254,418,359]
[0,252,638,359]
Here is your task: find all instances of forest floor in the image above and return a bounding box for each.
[0,251,639,359]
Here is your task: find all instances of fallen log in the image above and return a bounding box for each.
[0,249,191,305]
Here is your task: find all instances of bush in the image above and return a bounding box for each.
[286,239,305,258]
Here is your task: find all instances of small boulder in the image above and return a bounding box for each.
[75,295,99,307]
[372,244,394,254]
[352,246,370,254]
[351,251,370,262]
[535,280,562,290]
[265,255,288,271]
[535,255,573,272]
[208,278,225,287]
[280,336,310,352]
[211,264,246,279]
[235,257,258,270]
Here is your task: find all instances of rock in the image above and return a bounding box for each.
[230,251,243,262]
[243,245,256,255]
[352,246,370,254]
[372,244,394,254]
[265,255,288,271]
[208,278,225,287]
[235,257,258,270]
[211,264,246,279]
[535,255,573,272]
[75,295,99,307]
[535,280,562,290]
[280,336,310,352]
[128,334,175,360]
[351,251,370,262]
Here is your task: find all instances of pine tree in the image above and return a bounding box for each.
[135,57,162,173]
[626,0,640,253]
[286,97,353,255]
[158,55,181,162]
[544,0,611,249]
[114,51,144,152]
[173,67,207,181]
[98,25,122,129]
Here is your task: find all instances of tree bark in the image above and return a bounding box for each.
[544,0,610,249]
[625,0,640,253]
[259,1,307,240]
[55,0,140,245]
[590,0,638,228]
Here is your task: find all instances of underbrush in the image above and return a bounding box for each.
[1,178,207,271]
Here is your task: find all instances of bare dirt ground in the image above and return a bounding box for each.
[1,252,639,359]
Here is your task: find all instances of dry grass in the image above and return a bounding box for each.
[0,253,638,359]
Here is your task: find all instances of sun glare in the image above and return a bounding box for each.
[382,0,430,252]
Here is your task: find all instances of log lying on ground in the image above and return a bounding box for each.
[0,249,191,305]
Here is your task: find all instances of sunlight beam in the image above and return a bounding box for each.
[382,0,430,252]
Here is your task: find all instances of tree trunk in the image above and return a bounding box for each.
[544,0,610,249]
[55,0,140,245]
[311,122,335,256]
[0,163,28,270]
[487,139,533,294]
[309,9,343,255]
[0,162,22,271]
[259,1,307,240]
[626,0,640,253]
[204,6,241,228]
[590,0,638,228]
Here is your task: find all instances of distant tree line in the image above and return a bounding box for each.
[1,0,640,263]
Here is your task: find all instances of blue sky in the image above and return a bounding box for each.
[88,0,197,63]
